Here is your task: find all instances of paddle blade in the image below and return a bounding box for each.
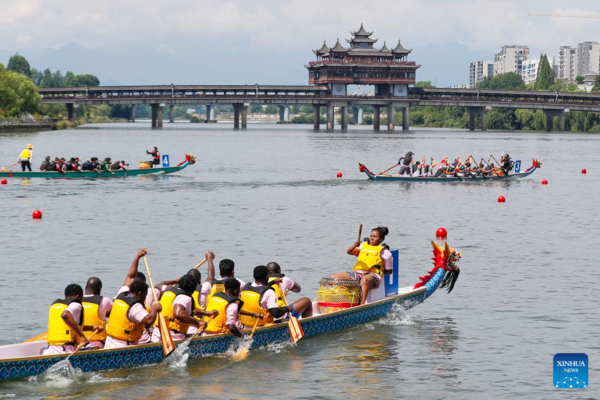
[288,316,304,344]
[231,347,250,361]
[158,314,175,357]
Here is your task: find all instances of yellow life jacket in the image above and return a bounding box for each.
[47,299,84,345]
[204,278,237,310]
[82,295,108,341]
[205,292,243,334]
[106,293,145,343]
[352,243,385,275]
[192,290,201,310]
[268,274,286,308]
[19,149,31,159]
[239,284,274,327]
[155,288,195,334]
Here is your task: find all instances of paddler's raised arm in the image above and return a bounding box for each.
[205,251,215,285]
[347,240,361,256]
[123,248,147,287]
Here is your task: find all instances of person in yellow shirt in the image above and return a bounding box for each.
[18,144,33,171]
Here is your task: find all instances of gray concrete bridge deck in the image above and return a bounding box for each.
[39,85,600,132]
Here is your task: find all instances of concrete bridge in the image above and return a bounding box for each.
[39,85,600,132]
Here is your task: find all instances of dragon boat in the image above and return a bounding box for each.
[0,154,196,179]
[359,159,541,182]
[0,240,461,381]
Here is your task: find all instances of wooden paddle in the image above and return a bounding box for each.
[378,163,399,175]
[193,257,207,270]
[357,224,363,244]
[280,285,304,343]
[142,255,175,357]
[66,328,100,361]
[0,162,18,172]
[232,317,261,361]
[483,157,500,177]
[190,315,215,340]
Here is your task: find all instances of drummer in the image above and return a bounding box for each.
[330,226,393,305]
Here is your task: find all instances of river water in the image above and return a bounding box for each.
[0,122,598,399]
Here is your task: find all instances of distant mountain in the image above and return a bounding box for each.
[1,42,493,87]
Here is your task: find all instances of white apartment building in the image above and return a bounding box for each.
[578,41,600,75]
[558,46,578,80]
[521,57,556,86]
[494,45,529,76]
[469,61,494,88]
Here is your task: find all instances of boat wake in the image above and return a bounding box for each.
[167,339,192,368]
[263,339,296,354]
[31,360,84,386]
[378,303,414,326]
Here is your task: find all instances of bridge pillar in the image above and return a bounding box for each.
[352,106,364,125]
[130,104,136,122]
[241,104,248,129]
[279,106,290,123]
[387,104,395,131]
[341,105,348,131]
[205,105,215,122]
[468,112,475,131]
[233,104,241,129]
[559,111,566,132]
[66,103,77,120]
[327,104,334,131]
[169,104,174,123]
[543,110,566,132]
[151,104,157,127]
[373,106,381,131]
[402,106,410,131]
[481,109,488,131]
[156,105,164,128]
[313,105,320,130]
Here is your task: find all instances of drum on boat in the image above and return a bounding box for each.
[138,161,152,169]
[317,278,361,314]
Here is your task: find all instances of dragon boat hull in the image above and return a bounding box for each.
[0,244,455,381]
[0,154,196,179]
[359,160,540,182]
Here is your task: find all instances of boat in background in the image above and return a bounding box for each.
[0,154,196,179]
[359,159,541,182]
[0,240,461,381]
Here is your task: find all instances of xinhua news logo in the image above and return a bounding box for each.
[554,353,588,389]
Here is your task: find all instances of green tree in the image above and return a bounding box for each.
[73,74,100,87]
[477,72,525,90]
[64,71,77,87]
[534,54,555,91]
[0,65,40,114]
[576,75,585,84]
[250,104,263,113]
[6,53,31,77]
[415,81,434,88]
[592,75,600,93]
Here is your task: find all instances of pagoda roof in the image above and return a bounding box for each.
[352,23,373,37]
[330,39,349,53]
[346,37,378,45]
[392,40,412,54]
[380,42,390,52]
[313,41,330,55]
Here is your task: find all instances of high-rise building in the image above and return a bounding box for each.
[494,45,529,76]
[558,46,579,80]
[469,61,494,88]
[522,56,556,86]
[578,41,600,75]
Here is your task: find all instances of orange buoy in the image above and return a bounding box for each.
[32,210,42,219]
[0,178,6,185]
[498,196,506,203]
[337,172,342,178]
[582,168,587,174]
[542,179,548,185]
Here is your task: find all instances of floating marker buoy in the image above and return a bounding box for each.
[0,179,6,185]
[337,172,342,178]
[582,168,587,174]
[32,210,42,219]
[436,227,447,238]
[498,196,506,203]
[542,179,548,185]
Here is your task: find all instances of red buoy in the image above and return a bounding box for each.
[337,172,343,178]
[32,210,42,219]
[582,168,587,174]
[498,196,506,203]
[0,178,6,185]
[436,227,447,238]
[542,179,548,185]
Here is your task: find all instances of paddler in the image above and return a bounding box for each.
[239,266,311,329]
[186,251,216,336]
[266,262,313,322]
[204,259,246,306]
[42,284,101,355]
[104,280,162,349]
[18,144,33,172]
[330,226,393,305]
[146,146,160,168]
[151,275,216,342]
[39,156,51,171]
[82,277,113,349]
[397,151,414,175]
[204,278,248,337]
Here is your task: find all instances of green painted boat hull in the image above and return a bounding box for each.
[0,161,191,178]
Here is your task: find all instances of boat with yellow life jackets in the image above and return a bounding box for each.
[0,239,462,381]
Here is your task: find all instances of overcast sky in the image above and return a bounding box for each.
[2,0,599,53]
